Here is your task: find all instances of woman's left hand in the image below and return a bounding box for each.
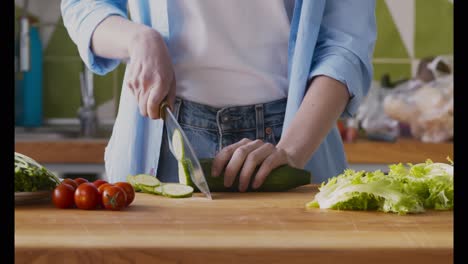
[211,138,298,192]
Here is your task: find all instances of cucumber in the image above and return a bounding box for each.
[134,174,161,187]
[154,185,163,195]
[179,158,311,192]
[126,175,141,192]
[172,129,184,160]
[162,183,194,198]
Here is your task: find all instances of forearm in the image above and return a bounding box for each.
[91,15,159,59]
[277,75,349,168]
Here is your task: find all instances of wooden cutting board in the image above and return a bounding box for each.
[15,185,453,264]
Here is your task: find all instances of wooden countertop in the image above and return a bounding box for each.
[343,138,453,163]
[15,139,108,164]
[15,185,453,264]
[15,138,453,164]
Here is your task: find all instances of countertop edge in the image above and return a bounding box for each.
[14,247,453,264]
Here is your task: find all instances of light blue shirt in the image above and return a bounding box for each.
[61,0,376,183]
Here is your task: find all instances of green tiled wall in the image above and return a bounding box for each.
[16,0,453,119]
[415,0,453,58]
[374,0,453,82]
[42,59,82,118]
[43,18,123,119]
[374,0,409,59]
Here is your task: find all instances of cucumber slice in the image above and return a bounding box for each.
[134,174,161,187]
[178,159,194,186]
[178,160,190,185]
[140,184,156,194]
[178,162,186,184]
[126,175,141,192]
[154,185,163,195]
[172,129,184,160]
[162,183,193,198]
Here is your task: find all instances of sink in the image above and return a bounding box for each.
[15,126,112,141]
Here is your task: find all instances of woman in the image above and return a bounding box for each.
[61,0,376,191]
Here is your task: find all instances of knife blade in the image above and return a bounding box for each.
[160,101,212,200]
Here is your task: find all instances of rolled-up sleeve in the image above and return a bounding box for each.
[308,0,376,118]
[61,0,128,75]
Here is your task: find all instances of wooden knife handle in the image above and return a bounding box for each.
[159,98,171,120]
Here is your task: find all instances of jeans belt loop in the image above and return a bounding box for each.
[173,98,183,120]
[255,104,265,140]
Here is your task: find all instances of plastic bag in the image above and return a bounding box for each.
[383,57,453,143]
[355,79,400,141]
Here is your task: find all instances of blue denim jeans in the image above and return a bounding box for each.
[156,97,287,182]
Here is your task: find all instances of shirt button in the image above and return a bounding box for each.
[265,127,273,135]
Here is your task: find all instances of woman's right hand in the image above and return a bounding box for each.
[125,28,176,119]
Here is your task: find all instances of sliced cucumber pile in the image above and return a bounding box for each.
[126,128,195,199]
[134,174,161,187]
[140,184,156,194]
[154,185,163,195]
[126,175,141,192]
[127,174,160,193]
[127,174,193,198]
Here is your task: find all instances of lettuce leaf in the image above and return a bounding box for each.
[15,152,60,192]
[306,160,453,215]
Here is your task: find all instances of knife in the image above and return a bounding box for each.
[159,100,212,200]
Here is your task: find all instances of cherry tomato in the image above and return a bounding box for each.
[74,177,89,186]
[96,183,114,208]
[93,179,108,189]
[102,186,127,211]
[337,120,346,139]
[345,127,359,143]
[74,183,100,210]
[114,182,135,207]
[61,178,78,190]
[98,183,114,195]
[52,183,75,209]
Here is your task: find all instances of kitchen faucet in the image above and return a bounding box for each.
[19,0,30,72]
[78,64,98,137]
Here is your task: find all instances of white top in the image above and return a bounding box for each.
[168,0,291,107]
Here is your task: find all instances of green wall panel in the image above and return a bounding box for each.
[373,0,410,58]
[43,60,82,118]
[94,72,118,111]
[44,19,80,57]
[415,0,453,58]
[42,19,117,119]
[43,59,117,118]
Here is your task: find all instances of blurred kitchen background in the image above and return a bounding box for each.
[14,0,454,181]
